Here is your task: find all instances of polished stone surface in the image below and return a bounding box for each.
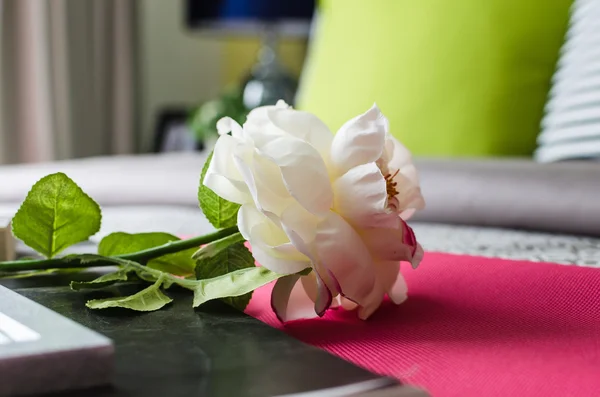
[1,274,401,397]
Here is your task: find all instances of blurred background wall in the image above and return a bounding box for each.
[137,0,221,152]
[137,0,307,152]
[0,0,310,163]
[0,0,576,163]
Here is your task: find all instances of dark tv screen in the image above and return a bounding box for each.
[186,0,315,34]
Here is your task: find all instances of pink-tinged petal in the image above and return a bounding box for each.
[341,297,358,311]
[361,224,423,269]
[401,219,418,256]
[314,211,378,310]
[330,295,342,309]
[277,212,337,313]
[216,117,243,139]
[203,135,252,204]
[359,227,413,262]
[389,273,408,305]
[399,208,416,221]
[330,104,387,176]
[411,243,424,269]
[333,163,400,229]
[314,270,332,316]
[271,274,319,322]
[300,270,319,302]
[271,274,300,322]
[266,107,333,161]
[357,288,385,320]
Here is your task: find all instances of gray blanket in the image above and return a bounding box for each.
[0,154,599,236]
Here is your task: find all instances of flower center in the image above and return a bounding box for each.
[385,169,400,200]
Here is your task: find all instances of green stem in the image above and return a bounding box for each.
[0,226,239,273]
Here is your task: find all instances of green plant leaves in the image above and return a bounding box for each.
[70,267,130,290]
[195,241,256,310]
[70,254,285,313]
[85,275,173,311]
[98,232,196,276]
[189,266,282,309]
[12,173,101,258]
[198,151,240,229]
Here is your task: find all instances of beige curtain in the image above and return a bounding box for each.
[0,0,137,164]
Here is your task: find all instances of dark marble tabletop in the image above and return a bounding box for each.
[1,273,398,397]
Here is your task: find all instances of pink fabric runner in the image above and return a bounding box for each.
[245,253,600,397]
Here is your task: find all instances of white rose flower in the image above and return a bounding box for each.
[203,100,425,321]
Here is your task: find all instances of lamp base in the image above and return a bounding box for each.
[241,26,298,108]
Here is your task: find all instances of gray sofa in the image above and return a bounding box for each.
[1,154,599,265]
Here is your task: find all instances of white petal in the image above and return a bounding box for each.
[266,107,333,160]
[393,170,425,216]
[207,134,244,183]
[330,104,387,176]
[314,211,379,310]
[203,135,251,204]
[271,274,319,322]
[237,203,268,241]
[245,103,288,131]
[216,117,243,139]
[251,246,309,275]
[333,163,399,229]
[256,135,333,216]
[233,149,293,216]
[384,133,413,171]
[280,201,320,248]
[384,135,425,219]
[237,205,310,274]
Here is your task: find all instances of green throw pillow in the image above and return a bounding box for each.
[296,0,572,157]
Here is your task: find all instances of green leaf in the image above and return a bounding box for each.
[98,232,196,276]
[11,173,101,258]
[195,242,255,310]
[62,254,291,313]
[188,267,283,309]
[198,151,240,229]
[192,232,245,261]
[68,256,171,290]
[70,268,130,290]
[85,275,172,311]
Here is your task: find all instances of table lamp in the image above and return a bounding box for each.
[185,0,315,108]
